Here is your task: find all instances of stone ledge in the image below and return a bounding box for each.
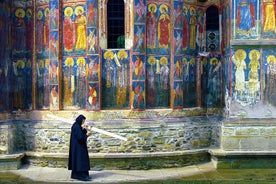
[23,149,210,170]
[209,149,276,157]
[209,149,276,169]
[0,153,25,170]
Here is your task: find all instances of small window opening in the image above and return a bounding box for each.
[107,0,125,48]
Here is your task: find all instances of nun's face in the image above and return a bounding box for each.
[81,119,86,125]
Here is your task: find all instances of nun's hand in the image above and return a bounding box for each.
[86,131,92,137]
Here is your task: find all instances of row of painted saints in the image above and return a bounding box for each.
[232,49,276,106]
[12,4,98,56]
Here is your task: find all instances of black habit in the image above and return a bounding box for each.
[68,115,90,179]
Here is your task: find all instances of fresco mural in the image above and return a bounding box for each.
[134,0,146,23]
[262,0,276,38]
[233,0,259,39]
[102,50,130,109]
[262,49,276,106]
[2,0,276,116]
[36,59,50,109]
[146,56,170,108]
[183,57,196,107]
[0,0,11,112]
[12,59,32,110]
[232,49,261,106]
[63,4,87,56]
[173,56,184,108]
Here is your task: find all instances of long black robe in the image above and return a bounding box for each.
[68,119,90,172]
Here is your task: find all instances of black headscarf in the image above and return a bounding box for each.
[75,114,86,125]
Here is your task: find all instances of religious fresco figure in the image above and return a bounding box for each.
[264,55,276,105]
[159,57,170,106]
[36,10,44,54]
[189,7,197,50]
[88,83,99,110]
[173,82,183,107]
[50,2,58,30]
[26,8,33,54]
[75,6,87,51]
[63,7,74,53]
[49,60,58,84]
[146,56,157,107]
[37,60,48,109]
[132,82,145,109]
[76,57,87,108]
[134,25,145,52]
[44,59,50,108]
[25,60,32,109]
[87,57,99,81]
[183,58,197,107]
[232,49,247,100]
[248,50,260,101]
[146,3,157,50]
[207,58,221,106]
[0,62,9,111]
[13,60,25,109]
[87,29,97,54]
[44,8,50,51]
[135,0,146,22]
[174,31,182,54]
[13,8,25,53]
[196,9,205,52]
[50,85,58,109]
[63,57,74,107]
[133,55,144,80]
[50,32,58,57]
[236,0,255,36]
[182,6,189,51]
[115,50,129,107]
[87,0,97,26]
[158,4,170,49]
[160,57,169,90]
[201,57,209,107]
[263,0,276,35]
[102,50,116,108]
[174,3,182,28]
[174,58,183,80]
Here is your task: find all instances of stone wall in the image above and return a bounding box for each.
[0,110,222,155]
[221,118,276,151]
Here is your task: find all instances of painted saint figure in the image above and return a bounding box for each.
[76,57,87,108]
[237,0,255,35]
[263,0,276,33]
[146,3,157,49]
[248,50,260,99]
[44,8,50,51]
[63,7,74,52]
[63,58,74,106]
[189,7,197,50]
[264,55,276,105]
[75,6,87,51]
[36,10,44,53]
[158,4,170,48]
[232,49,247,98]
[14,8,25,53]
[116,50,129,107]
[182,6,189,51]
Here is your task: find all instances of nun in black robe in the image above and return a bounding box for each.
[68,114,91,181]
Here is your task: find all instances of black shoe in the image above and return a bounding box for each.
[79,176,91,181]
[71,176,91,181]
